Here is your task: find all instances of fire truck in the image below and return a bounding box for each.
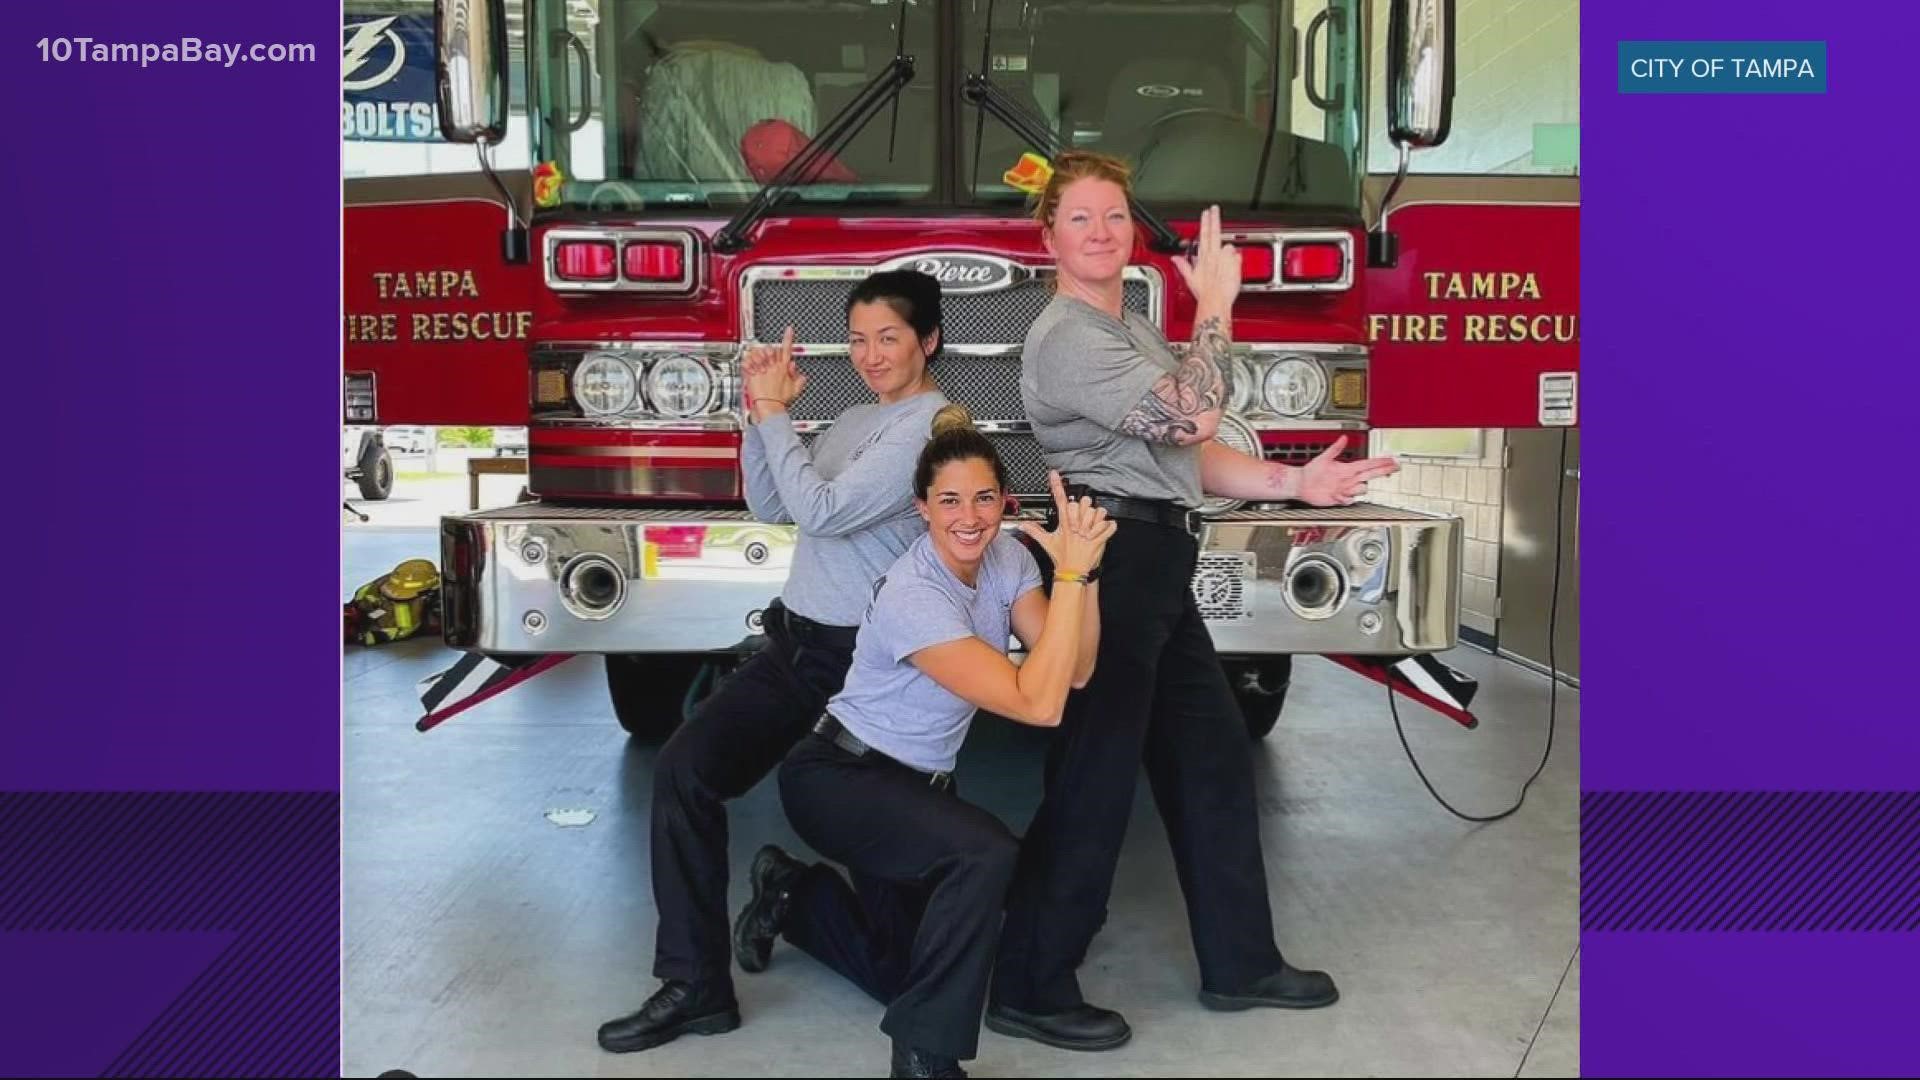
[344,0,1578,738]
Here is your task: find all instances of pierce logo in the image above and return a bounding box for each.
[904,254,1018,293]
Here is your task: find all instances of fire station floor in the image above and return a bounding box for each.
[344,527,1580,1079]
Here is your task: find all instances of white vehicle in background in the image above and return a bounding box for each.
[386,426,436,455]
[494,426,528,456]
[343,426,393,501]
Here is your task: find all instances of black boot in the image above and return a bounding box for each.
[1197,960,1340,1011]
[890,1043,968,1078]
[984,1000,1131,1051]
[732,844,808,973]
[596,979,740,1053]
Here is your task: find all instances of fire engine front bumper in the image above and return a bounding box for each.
[438,504,1460,655]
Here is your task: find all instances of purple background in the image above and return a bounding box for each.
[1,3,338,790]
[0,0,1916,1075]
[1584,1,1920,1076]
[0,1,339,1075]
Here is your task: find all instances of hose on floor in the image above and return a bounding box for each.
[1390,428,1567,823]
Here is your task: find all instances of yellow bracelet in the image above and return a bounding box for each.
[1054,571,1088,584]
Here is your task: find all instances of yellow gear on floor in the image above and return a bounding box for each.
[380,558,440,601]
[349,559,443,646]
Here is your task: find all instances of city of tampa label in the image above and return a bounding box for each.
[1628,55,1819,81]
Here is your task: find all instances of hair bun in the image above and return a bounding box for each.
[930,403,976,436]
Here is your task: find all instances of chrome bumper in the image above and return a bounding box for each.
[439,503,1459,655]
[1194,505,1459,654]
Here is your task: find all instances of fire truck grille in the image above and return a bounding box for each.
[754,268,1154,486]
[986,432,1050,498]
[789,354,1027,424]
[1263,441,1368,465]
[801,430,1052,499]
[749,277,1151,349]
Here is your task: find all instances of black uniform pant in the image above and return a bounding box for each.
[779,734,1017,1061]
[650,600,855,994]
[992,519,1286,1011]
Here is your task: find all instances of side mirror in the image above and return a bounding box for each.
[1386,0,1454,150]
[1371,0,1454,268]
[435,0,509,144]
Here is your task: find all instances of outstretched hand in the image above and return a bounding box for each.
[1293,436,1400,506]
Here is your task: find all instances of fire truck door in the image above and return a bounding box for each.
[345,175,537,426]
[1364,194,1579,430]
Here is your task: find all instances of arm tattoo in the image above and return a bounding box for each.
[1117,316,1230,446]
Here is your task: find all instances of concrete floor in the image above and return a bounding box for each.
[344,528,1579,1078]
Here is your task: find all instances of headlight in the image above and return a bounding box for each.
[645,356,715,417]
[575,353,639,416]
[1262,357,1327,418]
[1227,355,1257,414]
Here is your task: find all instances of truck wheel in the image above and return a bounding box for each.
[355,447,394,501]
[1225,655,1292,740]
[605,653,717,741]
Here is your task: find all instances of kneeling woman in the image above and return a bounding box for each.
[743,407,1113,1078]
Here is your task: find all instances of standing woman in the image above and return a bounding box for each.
[597,270,947,1054]
[740,412,1114,1079]
[987,150,1400,1050]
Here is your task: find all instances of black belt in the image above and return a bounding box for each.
[1063,485,1197,532]
[773,600,859,651]
[813,714,953,791]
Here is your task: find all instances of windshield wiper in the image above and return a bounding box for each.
[713,53,917,253]
[959,72,1186,255]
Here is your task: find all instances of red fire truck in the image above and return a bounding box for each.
[345,0,1578,738]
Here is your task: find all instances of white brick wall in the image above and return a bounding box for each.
[1367,429,1505,636]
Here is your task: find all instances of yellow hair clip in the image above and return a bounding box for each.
[1002,152,1053,195]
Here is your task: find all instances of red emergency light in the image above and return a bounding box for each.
[1232,231,1353,293]
[1281,241,1345,284]
[1235,242,1276,285]
[623,241,686,283]
[546,228,700,294]
[553,240,617,282]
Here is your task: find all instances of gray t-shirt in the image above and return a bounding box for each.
[1020,294,1204,508]
[826,531,1043,774]
[740,390,947,627]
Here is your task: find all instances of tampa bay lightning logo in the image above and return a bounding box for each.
[344,17,407,92]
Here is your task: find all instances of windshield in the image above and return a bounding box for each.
[528,0,936,212]
[527,0,1363,217]
[959,0,1364,214]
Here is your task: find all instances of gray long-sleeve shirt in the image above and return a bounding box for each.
[740,389,947,627]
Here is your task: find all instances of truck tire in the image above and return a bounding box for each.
[1224,655,1292,740]
[605,653,716,741]
[355,447,394,501]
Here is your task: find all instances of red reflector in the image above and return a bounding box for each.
[624,241,685,282]
[554,240,617,281]
[644,524,706,558]
[1282,242,1345,283]
[1236,242,1276,284]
